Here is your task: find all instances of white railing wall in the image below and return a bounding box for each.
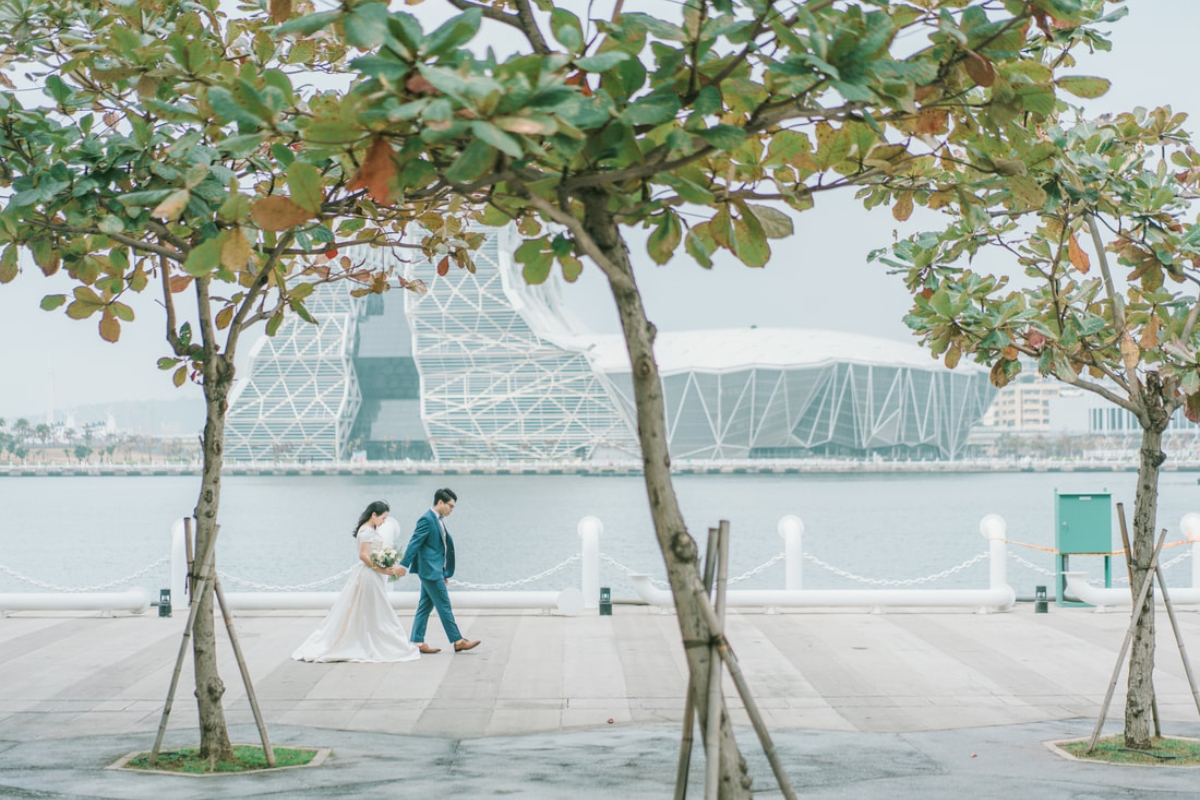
[8,512,1200,616]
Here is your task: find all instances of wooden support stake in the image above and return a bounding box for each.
[1087,528,1168,753]
[1154,561,1200,719]
[213,574,275,767]
[149,524,220,767]
[704,521,731,800]
[696,587,798,800]
[183,517,195,599]
[674,527,720,800]
[1118,504,1161,737]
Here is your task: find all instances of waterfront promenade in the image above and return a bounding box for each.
[4,605,1200,797]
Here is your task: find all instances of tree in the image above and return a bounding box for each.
[881,106,1200,748]
[289,0,1125,790]
[13,418,29,442]
[74,444,93,463]
[0,1,463,760]
[34,423,50,445]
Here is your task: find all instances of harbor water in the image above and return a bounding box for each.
[1,471,1198,599]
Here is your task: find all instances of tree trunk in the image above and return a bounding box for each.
[1125,378,1170,749]
[583,197,752,798]
[192,352,235,762]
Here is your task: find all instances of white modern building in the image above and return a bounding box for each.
[225,226,995,462]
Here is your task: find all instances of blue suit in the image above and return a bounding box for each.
[401,509,461,644]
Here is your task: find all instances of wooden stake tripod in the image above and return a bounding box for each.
[1087,511,1200,753]
[673,520,797,800]
[149,520,274,768]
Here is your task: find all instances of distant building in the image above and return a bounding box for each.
[225,227,996,462]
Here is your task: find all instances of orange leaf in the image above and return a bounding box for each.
[914,107,948,135]
[565,71,593,97]
[250,196,317,231]
[964,52,995,88]
[892,191,914,222]
[436,256,450,276]
[269,0,292,23]
[1001,345,1018,361]
[346,138,397,205]
[169,275,194,294]
[405,75,438,95]
[1067,232,1090,274]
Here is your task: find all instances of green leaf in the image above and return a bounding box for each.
[551,8,584,53]
[275,9,343,37]
[575,52,630,73]
[425,8,481,59]
[697,124,746,151]
[559,255,583,282]
[207,86,265,127]
[685,230,712,269]
[344,2,390,50]
[287,161,324,215]
[730,219,769,267]
[744,205,793,239]
[183,239,223,277]
[173,365,188,387]
[445,140,497,183]
[516,238,553,284]
[118,189,175,207]
[471,121,523,158]
[40,295,67,311]
[647,212,681,265]
[1007,175,1047,210]
[0,244,16,283]
[157,357,179,371]
[1056,75,1111,99]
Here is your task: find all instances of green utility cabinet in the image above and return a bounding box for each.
[1055,491,1113,605]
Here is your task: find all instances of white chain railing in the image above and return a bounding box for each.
[803,551,989,587]
[728,552,785,584]
[600,554,670,589]
[1007,551,1057,577]
[600,552,786,589]
[216,565,357,592]
[1008,550,1193,586]
[0,556,170,593]
[453,554,581,590]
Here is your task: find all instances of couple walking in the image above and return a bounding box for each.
[292,488,481,663]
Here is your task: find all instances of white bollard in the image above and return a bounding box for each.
[1183,513,1200,588]
[778,515,804,590]
[578,516,602,609]
[170,518,188,607]
[980,514,1008,592]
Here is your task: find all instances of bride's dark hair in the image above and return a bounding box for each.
[354,500,390,536]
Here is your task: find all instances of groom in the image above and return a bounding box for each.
[401,488,481,654]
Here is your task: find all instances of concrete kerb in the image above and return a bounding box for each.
[5,720,1200,798]
[1044,735,1200,769]
[106,745,332,777]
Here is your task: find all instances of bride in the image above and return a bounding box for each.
[292,501,421,663]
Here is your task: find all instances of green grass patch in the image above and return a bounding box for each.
[1061,736,1200,766]
[125,745,318,774]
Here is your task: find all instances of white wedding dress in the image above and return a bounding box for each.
[291,523,421,663]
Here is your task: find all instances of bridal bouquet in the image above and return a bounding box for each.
[371,547,403,582]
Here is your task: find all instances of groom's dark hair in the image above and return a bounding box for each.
[434,487,457,505]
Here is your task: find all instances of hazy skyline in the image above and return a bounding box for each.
[1,1,1195,420]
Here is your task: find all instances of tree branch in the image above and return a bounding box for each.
[1087,211,1142,404]
[510,0,552,57]
[35,221,185,263]
[159,256,185,358]
[508,174,636,293]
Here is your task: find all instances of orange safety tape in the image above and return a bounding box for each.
[1003,538,1195,556]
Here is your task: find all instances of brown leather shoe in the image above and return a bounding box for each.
[453,639,481,652]
[417,643,441,654]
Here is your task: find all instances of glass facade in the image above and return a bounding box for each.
[226,225,993,462]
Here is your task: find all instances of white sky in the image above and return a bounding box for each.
[0,0,1195,420]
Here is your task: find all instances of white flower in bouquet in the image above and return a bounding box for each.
[371,547,403,582]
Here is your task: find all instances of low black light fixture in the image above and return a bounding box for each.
[599,586,612,616]
[158,588,172,618]
[1034,585,1048,614]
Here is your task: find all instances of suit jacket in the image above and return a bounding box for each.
[401,509,456,581]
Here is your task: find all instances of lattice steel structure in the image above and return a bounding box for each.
[592,331,993,459]
[404,227,637,460]
[224,279,364,462]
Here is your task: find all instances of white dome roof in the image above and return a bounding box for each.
[585,327,961,375]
